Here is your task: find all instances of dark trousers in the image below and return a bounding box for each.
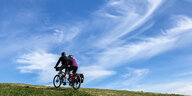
[72,66,78,74]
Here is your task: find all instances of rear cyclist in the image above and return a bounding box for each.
[67,55,78,84]
[67,55,78,75]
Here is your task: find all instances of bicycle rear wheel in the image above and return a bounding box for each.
[53,75,62,88]
[72,74,81,90]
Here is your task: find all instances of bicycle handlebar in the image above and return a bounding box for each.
[55,65,71,71]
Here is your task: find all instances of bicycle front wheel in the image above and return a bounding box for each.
[72,75,81,90]
[53,75,62,88]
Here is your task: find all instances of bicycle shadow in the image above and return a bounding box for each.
[45,87,72,91]
[22,85,73,91]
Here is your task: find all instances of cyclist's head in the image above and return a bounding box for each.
[61,52,66,56]
[68,55,73,58]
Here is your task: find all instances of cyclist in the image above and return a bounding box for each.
[54,52,68,84]
[67,55,78,84]
[67,55,78,75]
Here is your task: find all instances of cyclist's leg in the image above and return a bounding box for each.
[68,67,75,85]
[60,65,66,79]
[70,67,77,83]
[58,67,63,75]
[71,67,79,86]
[60,65,67,85]
[64,68,70,84]
[72,67,78,74]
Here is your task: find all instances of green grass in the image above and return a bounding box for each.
[0,83,185,96]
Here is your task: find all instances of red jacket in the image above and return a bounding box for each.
[68,58,78,67]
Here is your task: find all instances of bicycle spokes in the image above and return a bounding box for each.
[72,75,81,90]
[53,75,61,88]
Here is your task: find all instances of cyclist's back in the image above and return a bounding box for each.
[55,52,68,69]
[59,55,68,65]
[67,55,78,74]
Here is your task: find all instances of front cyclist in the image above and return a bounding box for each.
[54,52,68,84]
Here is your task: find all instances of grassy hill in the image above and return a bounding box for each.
[0,83,185,96]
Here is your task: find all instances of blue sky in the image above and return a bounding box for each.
[1,0,192,95]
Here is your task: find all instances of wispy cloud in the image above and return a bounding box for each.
[176,70,192,77]
[95,0,163,46]
[103,67,149,89]
[16,51,58,83]
[94,15,192,68]
[129,80,192,95]
[89,15,192,94]
[53,25,82,43]
[79,66,116,83]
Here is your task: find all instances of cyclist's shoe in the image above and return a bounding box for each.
[63,82,66,85]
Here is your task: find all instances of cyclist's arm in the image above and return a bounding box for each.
[55,57,61,68]
[68,60,72,66]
